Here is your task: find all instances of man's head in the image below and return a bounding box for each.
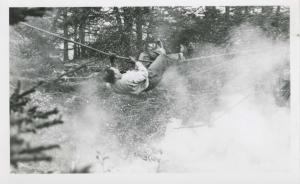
[103,67,121,84]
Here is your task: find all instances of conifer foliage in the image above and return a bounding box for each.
[10,81,63,168]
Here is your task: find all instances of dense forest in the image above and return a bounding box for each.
[10,7,289,77]
[10,6,290,173]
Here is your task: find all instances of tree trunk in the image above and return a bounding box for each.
[145,7,155,46]
[122,7,134,56]
[73,24,79,60]
[135,7,143,54]
[225,6,230,22]
[244,6,249,14]
[275,6,280,15]
[114,7,123,32]
[113,7,123,53]
[262,6,273,15]
[79,22,86,58]
[63,8,69,62]
[273,6,281,28]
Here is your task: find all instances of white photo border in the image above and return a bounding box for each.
[1,0,299,183]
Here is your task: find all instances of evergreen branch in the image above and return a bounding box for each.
[18,145,60,154]
[35,119,63,129]
[27,106,38,114]
[70,165,92,173]
[32,108,59,119]
[17,88,36,99]
[10,117,33,126]
[10,136,25,145]
[10,98,30,111]
[19,128,36,134]
[11,155,53,166]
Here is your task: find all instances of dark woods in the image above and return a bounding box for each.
[9,7,289,80]
[10,7,289,60]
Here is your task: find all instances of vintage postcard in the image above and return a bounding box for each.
[1,0,299,183]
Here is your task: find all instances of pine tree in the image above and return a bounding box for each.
[10,82,63,169]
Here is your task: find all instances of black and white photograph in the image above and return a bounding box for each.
[2,0,300,182]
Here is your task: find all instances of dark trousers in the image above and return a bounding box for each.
[144,54,178,91]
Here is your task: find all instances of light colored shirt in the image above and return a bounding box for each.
[109,62,149,95]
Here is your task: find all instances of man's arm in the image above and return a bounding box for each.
[129,57,148,74]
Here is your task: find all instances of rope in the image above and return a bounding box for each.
[174,92,253,129]
[20,22,274,65]
[15,23,273,130]
[20,22,131,61]
[17,22,278,91]
[18,58,100,90]
[182,47,273,63]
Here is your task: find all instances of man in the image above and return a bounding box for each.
[103,58,149,95]
[103,40,186,95]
